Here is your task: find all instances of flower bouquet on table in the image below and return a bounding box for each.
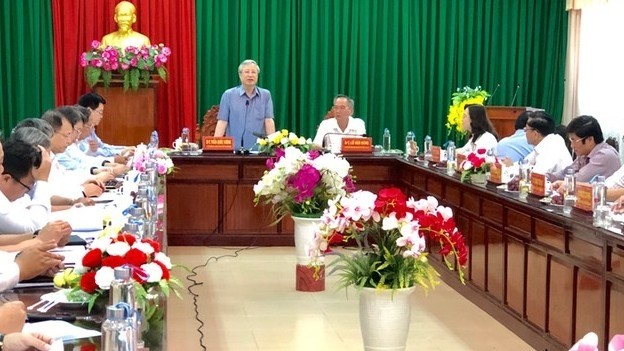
[446,86,489,144]
[459,148,496,183]
[132,144,175,175]
[56,233,183,314]
[80,40,171,91]
[256,129,314,155]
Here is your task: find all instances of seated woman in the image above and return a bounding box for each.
[456,104,498,154]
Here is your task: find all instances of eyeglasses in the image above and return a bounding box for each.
[569,137,586,144]
[55,131,73,139]
[92,109,104,116]
[9,174,31,192]
[524,127,535,132]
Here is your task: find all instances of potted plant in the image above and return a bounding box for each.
[459,148,495,184]
[446,86,489,145]
[253,146,355,291]
[310,187,468,350]
[80,40,171,91]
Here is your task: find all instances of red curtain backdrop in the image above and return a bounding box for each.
[51,0,197,145]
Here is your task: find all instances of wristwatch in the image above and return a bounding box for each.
[0,332,4,350]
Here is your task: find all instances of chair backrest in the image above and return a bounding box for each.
[196,105,220,143]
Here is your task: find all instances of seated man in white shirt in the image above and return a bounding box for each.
[0,138,52,234]
[522,112,572,179]
[313,94,366,153]
[0,240,64,292]
[77,92,134,159]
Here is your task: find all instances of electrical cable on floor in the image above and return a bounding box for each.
[184,152,261,350]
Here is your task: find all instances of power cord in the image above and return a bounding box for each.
[185,152,262,350]
[185,242,257,351]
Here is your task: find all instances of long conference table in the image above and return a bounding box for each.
[167,153,624,351]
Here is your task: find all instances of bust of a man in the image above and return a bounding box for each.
[101,1,151,49]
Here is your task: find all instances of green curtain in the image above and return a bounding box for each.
[196,0,567,148]
[0,0,55,139]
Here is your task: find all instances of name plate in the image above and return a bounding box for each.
[202,136,234,151]
[575,183,593,212]
[341,137,372,153]
[456,153,466,173]
[530,173,546,197]
[431,146,441,163]
[489,163,502,184]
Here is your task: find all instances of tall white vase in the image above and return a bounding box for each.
[359,287,416,351]
[292,216,322,265]
[292,215,325,292]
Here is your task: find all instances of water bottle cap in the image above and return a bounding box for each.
[182,127,189,133]
[384,128,389,133]
[425,135,431,140]
[123,222,140,233]
[448,141,455,146]
[114,266,132,280]
[130,207,145,216]
[106,306,125,320]
[565,168,575,175]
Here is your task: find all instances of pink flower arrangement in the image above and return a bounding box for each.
[80,40,171,91]
[254,146,355,219]
[132,144,174,175]
[459,148,496,182]
[310,187,467,291]
[569,332,624,351]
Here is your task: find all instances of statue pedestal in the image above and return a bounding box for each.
[94,80,157,147]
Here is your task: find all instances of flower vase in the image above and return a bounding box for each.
[359,287,416,351]
[292,215,325,292]
[140,285,167,351]
[470,173,487,186]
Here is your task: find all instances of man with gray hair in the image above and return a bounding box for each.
[313,94,366,153]
[214,59,276,150]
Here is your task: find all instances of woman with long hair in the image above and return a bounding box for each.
[457,104,498,154]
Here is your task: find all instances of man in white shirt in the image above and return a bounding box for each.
[522,112,572,180]
[0,139,52,234]
[313,95,366,153]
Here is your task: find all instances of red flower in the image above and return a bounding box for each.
[375,187,408,217]
[80,271,97,294]
[116,233,137,246]
[82,248,103,268]
[102,255,126,268]
[125,248,148,267]
[143,239,161,253]
[476,148,487,155]
[132,268,148,284]
[154,261,170,280]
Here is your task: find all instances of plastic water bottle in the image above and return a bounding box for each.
[382,128,391,152]
[424,135,433,160]
[446,141,456,175]
[563,169,576,214]
[405,131,415,158]
[592,176,610,227]
[101,305,136,351]
[128,207,146,238]
[109,267,140,348]
[180,127,190,153]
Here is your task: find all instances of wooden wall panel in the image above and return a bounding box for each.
[506,237,525,315]
[575,269,602,344]
[487,227,504,302]
[167,183,218,232]
[471,220,486,290]
[549,259,574,345]
[223,184,277,233]
[526,248,547,330]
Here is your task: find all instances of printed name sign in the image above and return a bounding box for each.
[341,137,373,153]
[530,173,546,197]
[574,183,593,212]
[431,146,442,163]
[202,136,234,151]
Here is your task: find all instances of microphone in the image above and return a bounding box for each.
[238,99,250,154]
[252,131,266,139]
[487,83,500,105]
[510,84,520,106]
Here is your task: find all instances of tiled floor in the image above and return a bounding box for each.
[166,246,534,350]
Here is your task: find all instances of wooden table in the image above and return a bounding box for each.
[167,153,624,351]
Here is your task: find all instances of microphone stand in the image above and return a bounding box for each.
[237,100,250,155]
[510,84,521,106]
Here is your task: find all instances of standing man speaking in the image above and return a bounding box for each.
[214,59,276,150]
